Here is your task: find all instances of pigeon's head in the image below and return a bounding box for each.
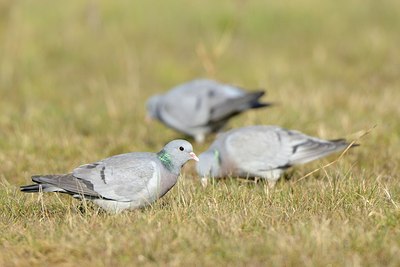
[196,149,221,178]
[158,140,199,172]
[146,95,162,120]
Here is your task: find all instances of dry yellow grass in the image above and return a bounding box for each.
[0,0,399,266]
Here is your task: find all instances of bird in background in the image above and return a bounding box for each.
[146,79,273,143]
[197,125,357,187]
[21,140,199,213]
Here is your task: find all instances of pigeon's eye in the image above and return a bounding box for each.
[179,146,184,151]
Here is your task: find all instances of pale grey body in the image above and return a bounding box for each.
[147,79,272,143]
[21,140,198,213]
[197,126,354,186]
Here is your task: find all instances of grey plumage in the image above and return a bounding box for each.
[146,79,273,143]
[21,140,199,213]
[196,126,356,187]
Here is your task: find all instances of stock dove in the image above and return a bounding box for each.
[21,140,199,213]
[197,126,356,187]
[146,79,273,143]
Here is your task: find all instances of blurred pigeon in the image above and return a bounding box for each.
[197,126,356,187]
[146,79,273,143]
[21,140,199,213]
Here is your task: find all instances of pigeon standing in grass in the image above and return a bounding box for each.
[21,140,199,213]
[146,79,273,143]
[197,126,356,187]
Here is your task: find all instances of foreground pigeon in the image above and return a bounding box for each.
[197,126,356,187]
[146,79,273,143]
[21,140,199,213]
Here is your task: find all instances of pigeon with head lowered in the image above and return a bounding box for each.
[146,79,273,143]
[197,126,357,187]
[21,140,199,213]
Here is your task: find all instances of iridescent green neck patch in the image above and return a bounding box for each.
[157,149,173,171]
[214,149,221,166]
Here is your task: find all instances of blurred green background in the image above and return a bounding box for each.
[1,0,399,179]
[0,0,399,265]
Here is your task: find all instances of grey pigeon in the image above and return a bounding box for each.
[21,140,199,213]
[197,126,356,187]
[146,79,273,143]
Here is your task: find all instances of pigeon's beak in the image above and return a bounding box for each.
[189,152,199,162]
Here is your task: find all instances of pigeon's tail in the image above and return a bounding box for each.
[20,174,101,198]
[20,183,64,193]
[290,138,358,165]
[244,91,274,110]
[20,175,68,193]
[211,91,273,122]
[20,184,41,193]
[329,138,360,148]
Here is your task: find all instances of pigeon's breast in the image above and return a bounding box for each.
[158,167,179,198]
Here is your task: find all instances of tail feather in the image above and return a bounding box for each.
[249,102,273,109]
[329,138,360,148]
[290,138,358,165]
[20,174,100,197]
[211,91,273,122]
[20,183,65,193]
[20,184,41,193]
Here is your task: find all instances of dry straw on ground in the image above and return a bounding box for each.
[0,0,399,266]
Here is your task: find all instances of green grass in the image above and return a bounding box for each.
[1,0,400,266]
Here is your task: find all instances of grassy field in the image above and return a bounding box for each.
[1,0,400,266]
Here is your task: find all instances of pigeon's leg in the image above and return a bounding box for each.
[194,134,205,144]
[200,177,209,188]
[254,170,281,188]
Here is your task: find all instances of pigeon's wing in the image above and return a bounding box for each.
[283,130,350,165]
[209,91,271,123]
[158,79,246,129]
[26,174,102,197]
[72,153,160,201]
[224,126,292,173]
[159,89,209,129]
[157,80,218,131]
[226,126,351,171]
[217,125,352,180]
